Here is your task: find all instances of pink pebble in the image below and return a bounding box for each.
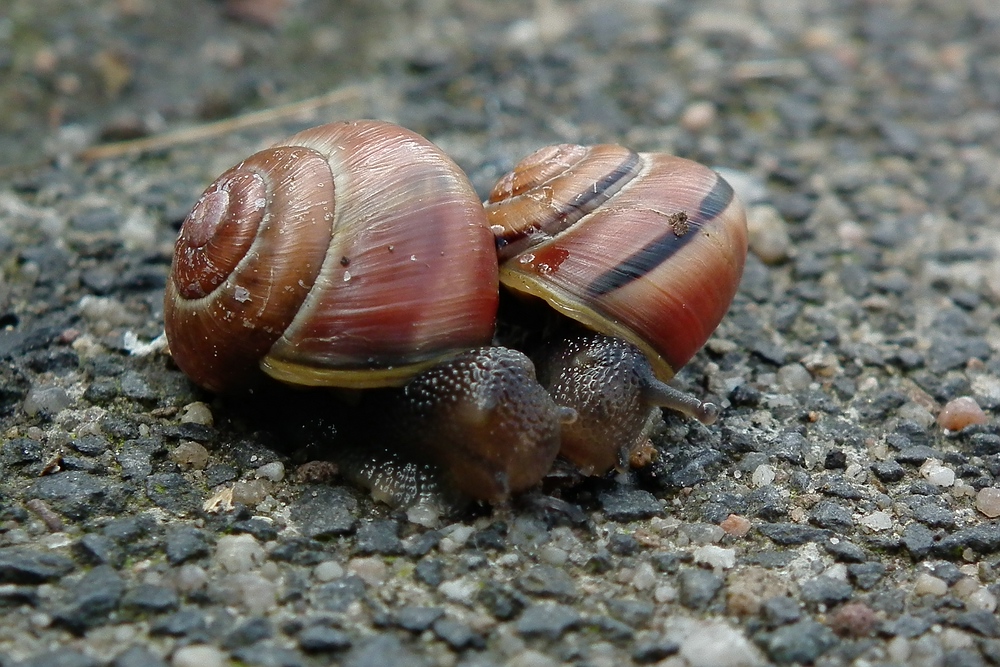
[937,396,987,431]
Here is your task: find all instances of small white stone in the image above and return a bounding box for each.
[215,534,264,573]
[439,525,474,553]
[920,459,955,487]
[313,561,344,582]
[538,545,568,566]
[694,545,736,570]
[777,363,811,392]
[654,583,678,603]
[975,487,1000,518]
[255,461,285,482]
[406,502,442,528]
[173,644,225,667]
[751,464,775,487]
[914,573,948,596]
[347,556,387,585]
[859,511,893,531]
[178,401,213,426]
[631,562,658,590]
[175,564,208,594]
[967,587,998,613]
[439,577,478,605]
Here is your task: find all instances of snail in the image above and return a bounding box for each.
[163,120,747,504]
[485,143,747,475]
[164,120,568,503]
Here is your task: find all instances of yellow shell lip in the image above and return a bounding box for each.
[260,355,448,389]
[499,268,676,382]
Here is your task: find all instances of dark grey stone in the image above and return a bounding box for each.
[69,435,109,456]
[298,625,352,653]
[678,569,723,610]
[28,471,109,520]
[598,488,662,521]
[847,562,887,590]
[766,619,836,664]
[881,614,932,638]
[515,602,581,639]
[606,598,655,627]
[1,437,44,468]
[901,522,935,560]
[116,442,153,479]
[103,514,155,543]
[632,638,680,663]
[933,522,1000,557]
[824,538,867,563]
[232,518,279,542]
[54,564,126,633]
[121,583,180,614]
[119,370,157,403]
[222,617,273,649]
[0,547,74,583]
[810,500,854,532]
[476,580,524,620]
[313,576,366,613]
[762,596,801,626]
[145,472,202,513]
[113,646,169,667]
[897,445,944,465]
[414,558,444,587]
[396,606,444,632]
[164,525,211,565]
[432,617,484,649]
[343,635,428,667]
[229,643,306,667]
[404,531,441,558]
[290,486,358,538]
[799,576,853,606]
[204,463,239,487]
[516,564,578,601]
[17,650,100,667]
[150,608,209,637]
[953,610,1000,637]
[608,531,640,555]
[758,522,832,545]
[871,460,906,482]
[355,520,404,556]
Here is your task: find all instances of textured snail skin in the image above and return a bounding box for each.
[536,332,718,476]
[164,120,498,393]
[349,346,571,503]
[486,143,748,384]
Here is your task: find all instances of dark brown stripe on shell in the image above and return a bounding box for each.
[586,173,735,296]
[495,149,642,253]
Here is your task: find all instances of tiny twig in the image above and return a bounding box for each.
[77,84,366,161]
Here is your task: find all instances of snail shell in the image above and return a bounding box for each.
[486,143,747,383]
[164,120,498,393]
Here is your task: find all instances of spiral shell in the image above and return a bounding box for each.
[164,120,499,393]
[486,143,748,381]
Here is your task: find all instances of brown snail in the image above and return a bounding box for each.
[164,120,567,502]
[163,120,747,503]
[485,143,747,474]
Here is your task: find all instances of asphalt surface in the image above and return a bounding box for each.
[2,1,1000,666]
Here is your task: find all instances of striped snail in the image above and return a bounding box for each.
[485,143,747,474]
[163,120,747,503]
